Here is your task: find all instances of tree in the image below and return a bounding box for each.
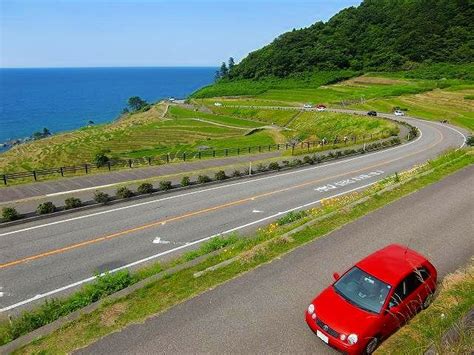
[42,128,51,136]
[127,96,148,112]
[219,62,228,78]
[87,120,95,125]
[94,152,110,167]
[214,70,221,82]
[228,57,235,72]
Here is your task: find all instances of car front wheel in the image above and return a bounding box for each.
[365,337,378,354]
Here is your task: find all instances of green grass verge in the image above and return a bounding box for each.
[4,149,472,354]
[378,260,474,354]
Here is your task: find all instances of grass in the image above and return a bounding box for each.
[7,148,473,354]
[191,70,358,98]
[0,105,272,173]
[378,259,474,354]
[348,87,474,132]
[283,111,399,142]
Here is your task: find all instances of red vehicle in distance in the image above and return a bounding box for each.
[305,244,437,354]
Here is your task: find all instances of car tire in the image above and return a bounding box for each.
[365,337,379,354]
[422,293,434,310]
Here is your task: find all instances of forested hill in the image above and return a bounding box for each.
[229,0,473,79]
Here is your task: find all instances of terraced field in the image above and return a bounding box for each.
[0,104,273,172]
[349,87,474,131]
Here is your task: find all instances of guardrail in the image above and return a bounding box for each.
[0,133,393,185]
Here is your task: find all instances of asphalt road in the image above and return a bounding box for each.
[79,164,474,354]
[0,114,467,314]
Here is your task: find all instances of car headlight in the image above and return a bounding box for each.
[307,304,315,314]
[347,333,358,345]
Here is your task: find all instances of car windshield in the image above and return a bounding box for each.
[333,267,391,314]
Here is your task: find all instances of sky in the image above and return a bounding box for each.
[1,0,362,68]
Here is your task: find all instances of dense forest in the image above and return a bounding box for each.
[227,0,473,79]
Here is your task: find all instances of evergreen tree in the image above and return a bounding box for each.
[219,62,229,78]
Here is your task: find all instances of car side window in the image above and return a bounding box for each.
[404,271,423,296]
[389,282,405,308]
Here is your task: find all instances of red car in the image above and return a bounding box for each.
[305,244,437,354]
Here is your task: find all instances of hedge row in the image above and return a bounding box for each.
[0,137,401,223]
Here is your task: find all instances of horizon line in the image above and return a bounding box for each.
[0,65,218,70]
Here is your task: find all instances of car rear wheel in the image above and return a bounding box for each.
[422,293,434,310]
[365,337,378,354]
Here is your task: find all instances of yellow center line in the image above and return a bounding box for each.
[0,129,443,270]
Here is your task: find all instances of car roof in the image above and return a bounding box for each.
[356,244,427,286]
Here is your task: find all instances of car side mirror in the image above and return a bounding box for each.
[333,272,340,281]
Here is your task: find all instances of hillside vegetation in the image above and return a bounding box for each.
[228,0,473,79]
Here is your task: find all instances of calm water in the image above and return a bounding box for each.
[0,67,215,145]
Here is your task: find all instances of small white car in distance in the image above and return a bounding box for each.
[214,102,223,107]
[394,110,405,116]
[303,103,313,109]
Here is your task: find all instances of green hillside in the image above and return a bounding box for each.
[228,0,473,79]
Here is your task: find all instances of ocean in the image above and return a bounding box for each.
[0,67,216,147]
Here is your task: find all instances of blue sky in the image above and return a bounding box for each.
[1,0,362,68]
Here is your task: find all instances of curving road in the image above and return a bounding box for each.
[0,113,467,315]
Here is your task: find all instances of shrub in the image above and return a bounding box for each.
[358,148,366,154]
[159,181,172,191]
[466,136,474,146]
[214,170,227,181]
[36,202,56,215]
[94,191,110,204]
[181,176,191,186]
[2,207,20,222]
[282,160,290,167]
[303,156,314,165]
[116,186,134,199]
[313,155,323,164]
[198,175,211,184]
[64,197,82,210]
[290,159,303,167]
[256,163,266,172]
[277,210,308,226]
[336,151,343,157]
[268,162,280,170]
[232,170,241,177]
[137,183,154,194]
[5,271,134,342]
[94,152,110,167]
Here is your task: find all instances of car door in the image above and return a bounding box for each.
[382,281,408,337]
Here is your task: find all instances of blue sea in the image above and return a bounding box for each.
[0,67,216,147]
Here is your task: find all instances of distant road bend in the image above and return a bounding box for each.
[0,113,467,314]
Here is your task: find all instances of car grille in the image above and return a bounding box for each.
[316,317,340,339]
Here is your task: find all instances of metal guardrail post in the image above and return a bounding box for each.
[60,167,64,177]
[33,171,37,181]
[2,174,6,185]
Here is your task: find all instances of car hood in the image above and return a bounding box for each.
[313,286,379,335]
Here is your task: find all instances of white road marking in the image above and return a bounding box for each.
[252,209,264,213]
[0,132,423,238]
[0,181,378,313]
[46,183,119,197]
[152,237,171,245]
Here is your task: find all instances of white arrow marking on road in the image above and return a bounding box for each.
[153,237,171,244]
[0,287,3,298]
